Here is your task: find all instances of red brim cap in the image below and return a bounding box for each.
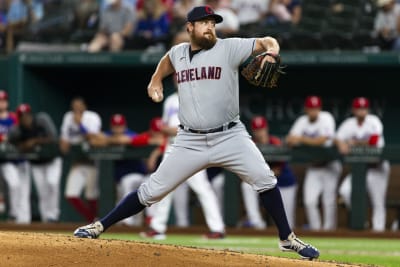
[110,114,127,126]
[352,97,370,108]
[251,116,268,130]
[304,96,322,108]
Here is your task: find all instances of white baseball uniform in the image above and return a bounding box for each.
[336,114,390,232]
[150,92,225,234]
[171,180,190,227]
[32,157,62,222]
[0,111,31,224]
[1,161,31,223]
[31,113,63,222]
[288,111,342,230]
[61,110,101,216]
[206,167,226,216]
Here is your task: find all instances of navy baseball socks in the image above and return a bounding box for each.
[259,187,320,260]
[73,191,146,239]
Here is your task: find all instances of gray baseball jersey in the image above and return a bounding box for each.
[169,38,256,129]
[138,37,278,206]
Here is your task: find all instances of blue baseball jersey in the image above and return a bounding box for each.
[0,112,21,163]
[0,113,17,136]
[277,163,297,187]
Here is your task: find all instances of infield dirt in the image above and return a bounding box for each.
[0,231,369,267]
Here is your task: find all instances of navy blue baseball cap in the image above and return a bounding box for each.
[187,5,223,24]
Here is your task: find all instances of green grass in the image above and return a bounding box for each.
[100,233,400,267]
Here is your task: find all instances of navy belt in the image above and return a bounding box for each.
[179,121,237,134]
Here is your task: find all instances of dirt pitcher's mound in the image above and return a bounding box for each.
[0,231,361,267]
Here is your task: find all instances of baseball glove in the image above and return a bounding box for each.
[241,52,285,88]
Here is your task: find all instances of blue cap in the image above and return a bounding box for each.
[187,5,223,24]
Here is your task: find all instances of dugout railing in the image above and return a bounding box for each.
[0,142,398,230]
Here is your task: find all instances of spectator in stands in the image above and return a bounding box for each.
[126,0,170,51]
[336,97,390,232]
[205,0,240,37]
[373,0,400,50]
[69,0,100,44]
[7,0,43,26]
[231,0,273,34]
[72,0,99,30]
[172,0,197,22]
[23,0,79,45]
[136,0,174,20]
[286,96,342,231]
[269,0,302,26]
[169,0,197,37]
[8,103,62,223]
[6,0,43,52]
[239,115,298,229]
[87,0,135,52]
[0,1,6,51]
[100,0,136,11]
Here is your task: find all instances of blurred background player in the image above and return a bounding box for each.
[0,90,31,223]
[88,114,165,226]
[8,103,62,223]
[140,88,225,240]
[240,115,298,229]
[373,0,400,51]
[0,90,16,216]
[60,96,102,222]
[169,169,227,228]
[336,97,390,232]
[87,0,136,52]
[204,0,240,38]
[106,113,148,227]
[230,0,272,33]
[126,0,171,51]
[286,96,342,231]
[205,166,225,216]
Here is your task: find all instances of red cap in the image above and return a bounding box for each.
[251,116,268,130]
[110,113,127,126]
[16,103,31,117]
[352,97,369,108]
[304,95,322,108]
[0,90,8,100]
[150,117,163,132]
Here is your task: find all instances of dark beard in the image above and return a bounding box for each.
[191,32,217,50]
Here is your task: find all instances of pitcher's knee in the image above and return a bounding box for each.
[251,173,277,192]
[137,183,168,206]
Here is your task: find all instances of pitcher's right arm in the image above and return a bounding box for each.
[147,53,175,103]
